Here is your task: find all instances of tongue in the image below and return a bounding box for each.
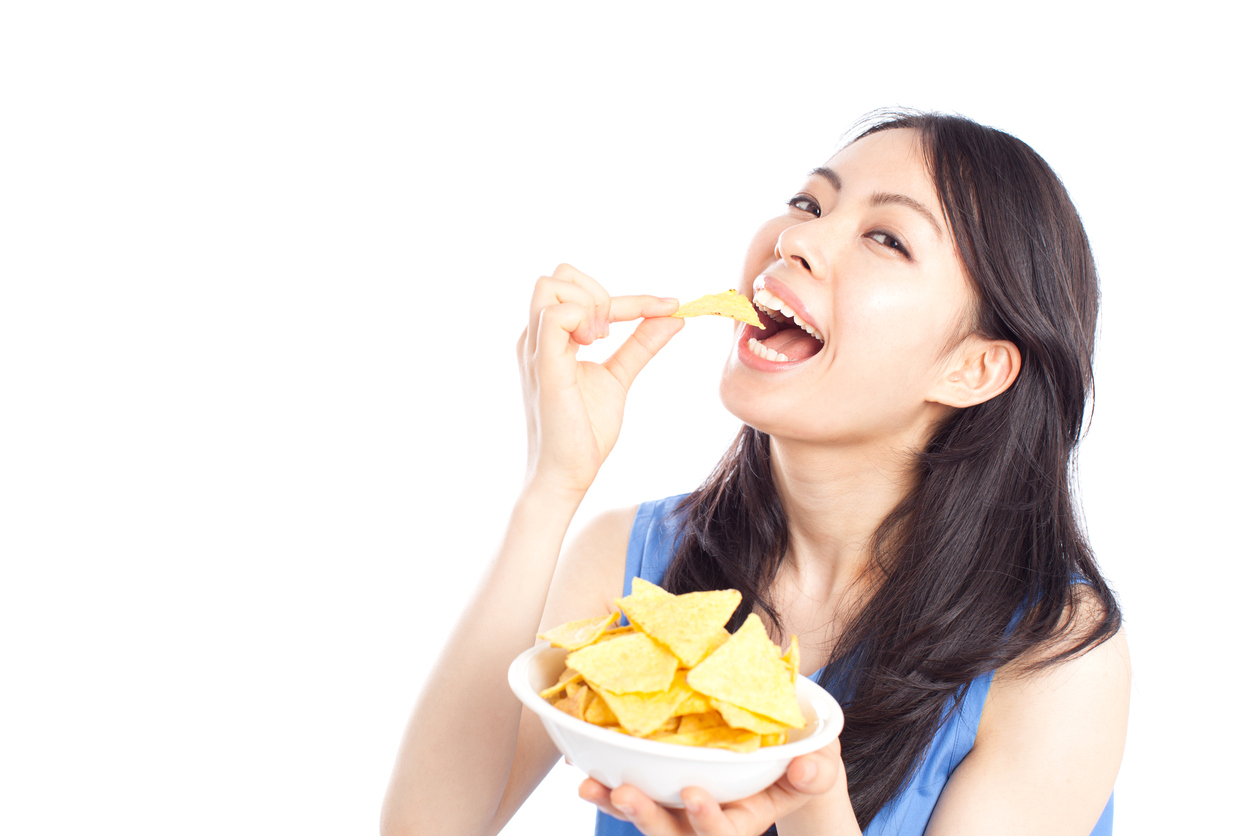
[763,329,823,361]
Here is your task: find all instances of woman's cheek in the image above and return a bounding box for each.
[741,217,795,286]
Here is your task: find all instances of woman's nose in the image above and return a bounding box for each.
[775,223,820,277]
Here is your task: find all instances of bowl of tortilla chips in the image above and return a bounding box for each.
[508,579,844,807]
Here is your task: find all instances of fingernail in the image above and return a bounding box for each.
[684,796,701,814]
[614,801,634,816]
[798,760,817,783]
[662,297,679,304]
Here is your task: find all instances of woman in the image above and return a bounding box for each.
[382,111,1130,836]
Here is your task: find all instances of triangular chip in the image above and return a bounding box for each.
[685,613,805,728]
[783,635,800,685]
[672,290,764,328]
[566,632,678,695]
[594,671,693,736]
[673,690,712,716]
[593,625,636,643]
[698,726,763,752]
[583,693,617,726]
[538,612,619,650]
[677,711,727,734]
[709,697,791,735]
[570,683,595,719]
[618,582,741,668]
[540,667,584,700]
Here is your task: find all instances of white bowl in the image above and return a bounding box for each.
[508,644,844,807]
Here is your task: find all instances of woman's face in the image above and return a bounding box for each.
[720,127,975,447]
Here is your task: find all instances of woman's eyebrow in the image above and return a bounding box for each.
[810,167,942,239]
[868,191,942,238]
[809,166,841,190]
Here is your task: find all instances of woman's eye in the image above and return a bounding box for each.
[867,230,911,259]
[787,195,821,217]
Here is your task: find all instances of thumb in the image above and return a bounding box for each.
[602,315,684,389]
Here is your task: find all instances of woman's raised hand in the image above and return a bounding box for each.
[518,264,683,498]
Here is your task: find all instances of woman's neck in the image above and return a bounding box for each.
[769,434,918,603]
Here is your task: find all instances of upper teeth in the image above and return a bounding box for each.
[752,288,824,341]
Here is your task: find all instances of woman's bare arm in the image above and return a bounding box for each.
[380,266,682,836]
[925,596,1132,835]
[380,499,635,836]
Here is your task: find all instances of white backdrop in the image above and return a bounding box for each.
[2,2,1249,833]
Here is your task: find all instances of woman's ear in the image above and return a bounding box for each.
[928,337,1021,408]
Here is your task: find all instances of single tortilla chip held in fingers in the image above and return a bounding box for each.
[672,290,764,329]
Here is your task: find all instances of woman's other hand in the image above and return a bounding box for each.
[576,738,860,836]
[518,264,682,498]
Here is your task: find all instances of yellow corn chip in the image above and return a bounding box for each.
[783,635,800,685]
[540,667,584,700]
[701,726,763,752]
[686,613,805,728]
[673,690,713,716]
[570,683,595,719]
[595,671,693,737]
[584,693,617,726]
[709,697,791,735]
[551,692,582,718]
[566,632,679,695]
[540,587,807,751]
[538,612,619,650]
[672,290,764,328]
[618,582,742,668]
[656,716,681,733]
[677,711,727,734]
[592,625,636,643]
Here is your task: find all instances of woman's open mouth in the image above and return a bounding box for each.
[743,286,825,364]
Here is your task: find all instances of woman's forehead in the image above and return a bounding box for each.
[822,127,932,194]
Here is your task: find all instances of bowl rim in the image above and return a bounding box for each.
[508,644,843,764]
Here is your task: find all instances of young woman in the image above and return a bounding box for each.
[382,112,1130,836]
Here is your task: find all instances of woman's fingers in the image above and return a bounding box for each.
[555,264,613,338]
[603,314,684,390]
[525,264,679,360]
[577,778,629,822]
[608,785,686,836]
[527,273,600,354]
[782,750,840,796]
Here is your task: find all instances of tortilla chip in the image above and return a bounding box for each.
[673,690,713,716]
[538,612,620,650]
[783,635,800,685]
[710,697,791,735]
[593,625,637,643]
[540,667,584,700]
[566,632,679,695]
[584,693,617,726]
[595,671,693,736]
[676,711,727,734]
[700,726,763,752]
[685,613,805,728]
[618,583,741,668]
[672,289,764,328]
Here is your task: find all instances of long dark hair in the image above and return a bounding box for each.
[662,111,1120,827]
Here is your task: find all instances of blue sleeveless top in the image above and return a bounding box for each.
[594,495,1113,836]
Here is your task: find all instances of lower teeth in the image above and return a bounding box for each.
[748,337,789,363]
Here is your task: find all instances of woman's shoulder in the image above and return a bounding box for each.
[982,585,1131,737]
[557,494,690,606]
[937,588,1130,831]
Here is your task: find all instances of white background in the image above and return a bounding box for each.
[2,2,1250,833]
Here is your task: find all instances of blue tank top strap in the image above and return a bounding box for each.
[621,494,689,598]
